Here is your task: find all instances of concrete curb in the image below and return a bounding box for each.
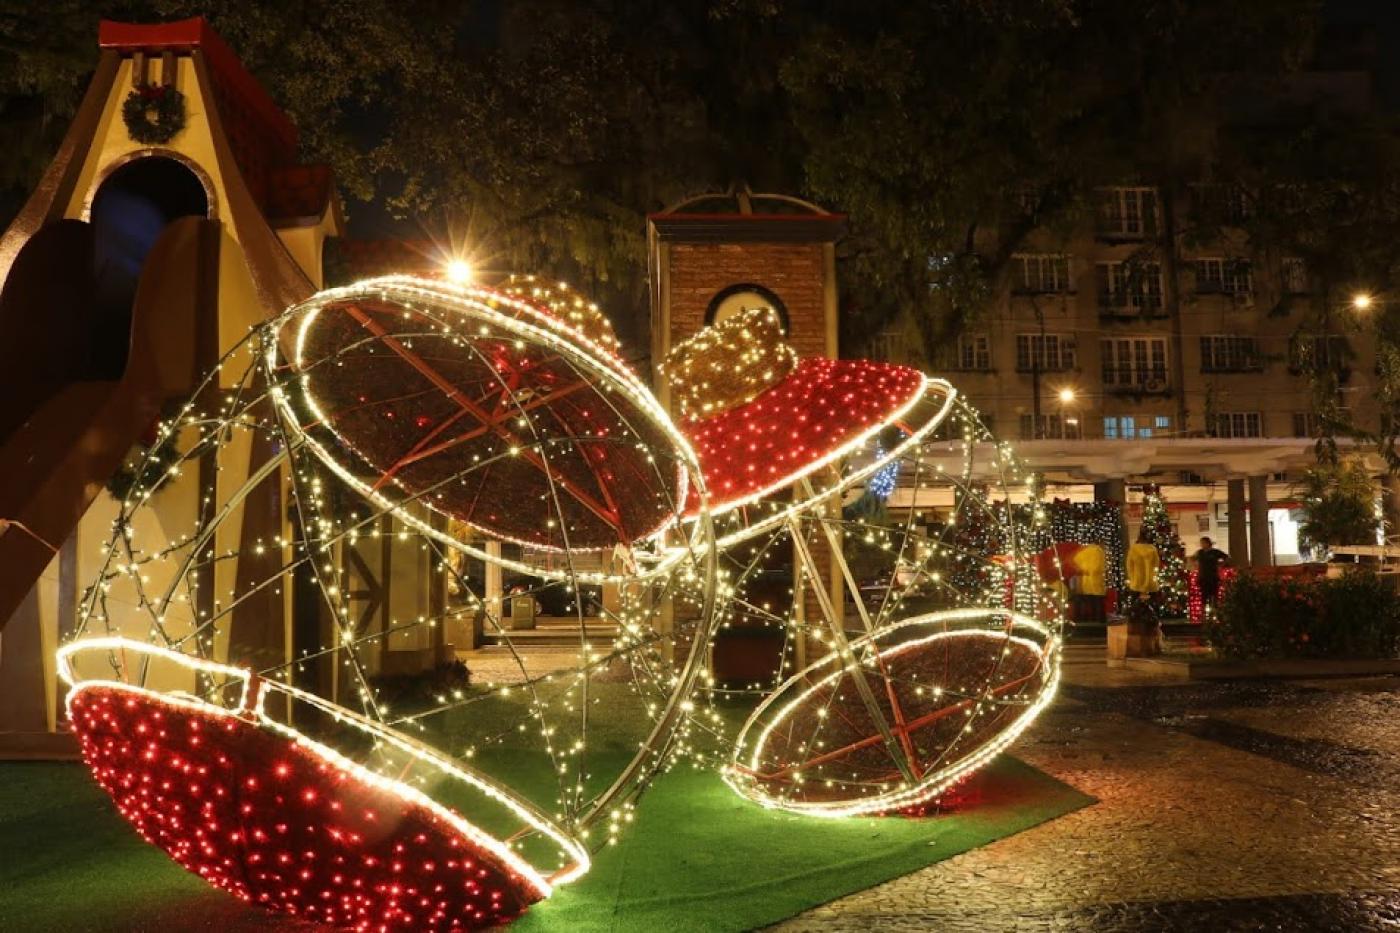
[0,730,80,761]
[1112,656,1400,680]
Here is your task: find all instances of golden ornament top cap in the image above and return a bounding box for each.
[662,305,799,421]
[499,275,621,355]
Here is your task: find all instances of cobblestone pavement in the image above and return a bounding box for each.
[776,645,1400,932]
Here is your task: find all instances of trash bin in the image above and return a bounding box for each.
[508,594,536,630]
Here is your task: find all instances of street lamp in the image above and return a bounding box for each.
[1056,386,1080,439]
[1351,292,1374,312]
[445,259,474,284]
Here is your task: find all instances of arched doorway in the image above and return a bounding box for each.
[89,156,209,379]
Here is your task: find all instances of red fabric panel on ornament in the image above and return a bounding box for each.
[682,358,924,513]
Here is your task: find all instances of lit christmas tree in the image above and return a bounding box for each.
[1139,484,1188,616]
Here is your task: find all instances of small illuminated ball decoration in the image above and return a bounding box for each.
[660,310,1065,816]
[867,444,899,501]
[61,275,718,929]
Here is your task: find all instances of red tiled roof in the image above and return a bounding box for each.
[100,18,297,159]
[99,18,338,227]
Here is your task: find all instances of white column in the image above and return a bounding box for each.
[485,540,503,628]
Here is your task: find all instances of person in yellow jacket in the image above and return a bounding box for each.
[1127,528,1161,597]
[1125,528,1164,652]
[1071,543,1107,596]
[1062,543,1105,622]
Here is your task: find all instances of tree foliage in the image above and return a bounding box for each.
[1139,486,1188,617]
[1296,458,1381,553]
[12,0,1400,383]
[0,1,462,204]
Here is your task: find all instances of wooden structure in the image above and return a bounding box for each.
[0,18,343,740]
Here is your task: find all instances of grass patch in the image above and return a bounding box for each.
[0,754,1091,932]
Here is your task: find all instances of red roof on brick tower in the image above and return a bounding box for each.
[99,17,335,227]
[646,189,847,243]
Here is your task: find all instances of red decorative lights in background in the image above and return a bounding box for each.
[1187,566,1237,623]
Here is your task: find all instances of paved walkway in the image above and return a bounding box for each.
[777,645,1400,931]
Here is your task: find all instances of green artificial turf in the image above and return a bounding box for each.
[0,756,1091,932]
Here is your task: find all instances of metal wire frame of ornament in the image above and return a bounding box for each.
[62,283,721,918]
[670,389,1067,816]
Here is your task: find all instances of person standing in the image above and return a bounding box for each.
[1195,536,1230,612]
[1126,528,1161,608]
[1123,530,1163,652]
[1071,542,1107,623]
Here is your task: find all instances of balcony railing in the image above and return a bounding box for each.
[1201,359,1263,374]
[1103,373,1171,395]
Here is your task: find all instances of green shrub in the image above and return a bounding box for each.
[369,660,472,713]
[1206,573,1312,659]
[1314,571,1400,658]
[1206,570,1400,660]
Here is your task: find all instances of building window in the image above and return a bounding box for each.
[935,334,992,371]
[1097,187,1158,238]
[1097,261,1164,313]
[1289,335,1350,374]
[955,334,991,371]
[1012,254,1072,293]
[1195,258,1253,297]
[1281,257,1309,294]
[1101,336,1169,389]
[1292,410,1347,438]
[1212,412,1263,438]
[1019,412,1080,440]
[1292,411,1319,437]
[868,330,903,363]
[1015,333,1076,372]
[1193,184,1252,225]
[1010,186,1042,218]
[1199,335,1261,372]
[1103,414,1171,440]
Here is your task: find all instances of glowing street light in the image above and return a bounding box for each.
[445,259,474,284]
[1057,387,1076,404]
[1352,292,1374,311]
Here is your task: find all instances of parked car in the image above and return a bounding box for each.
[502,575,603,617]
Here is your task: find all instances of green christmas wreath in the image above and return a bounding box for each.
[122,84,187,145]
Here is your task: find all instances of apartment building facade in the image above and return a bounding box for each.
[878,184,1371,447]
[868,182,1391,565]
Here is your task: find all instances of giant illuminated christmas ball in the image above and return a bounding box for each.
[61,275,717,929]
[659,307,1065,816]
[61,274,1065,927]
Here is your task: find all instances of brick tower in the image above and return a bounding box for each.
[647,190,847,677]
[646,189,846,407]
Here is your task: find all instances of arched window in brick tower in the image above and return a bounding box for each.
[705,282,791,333]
